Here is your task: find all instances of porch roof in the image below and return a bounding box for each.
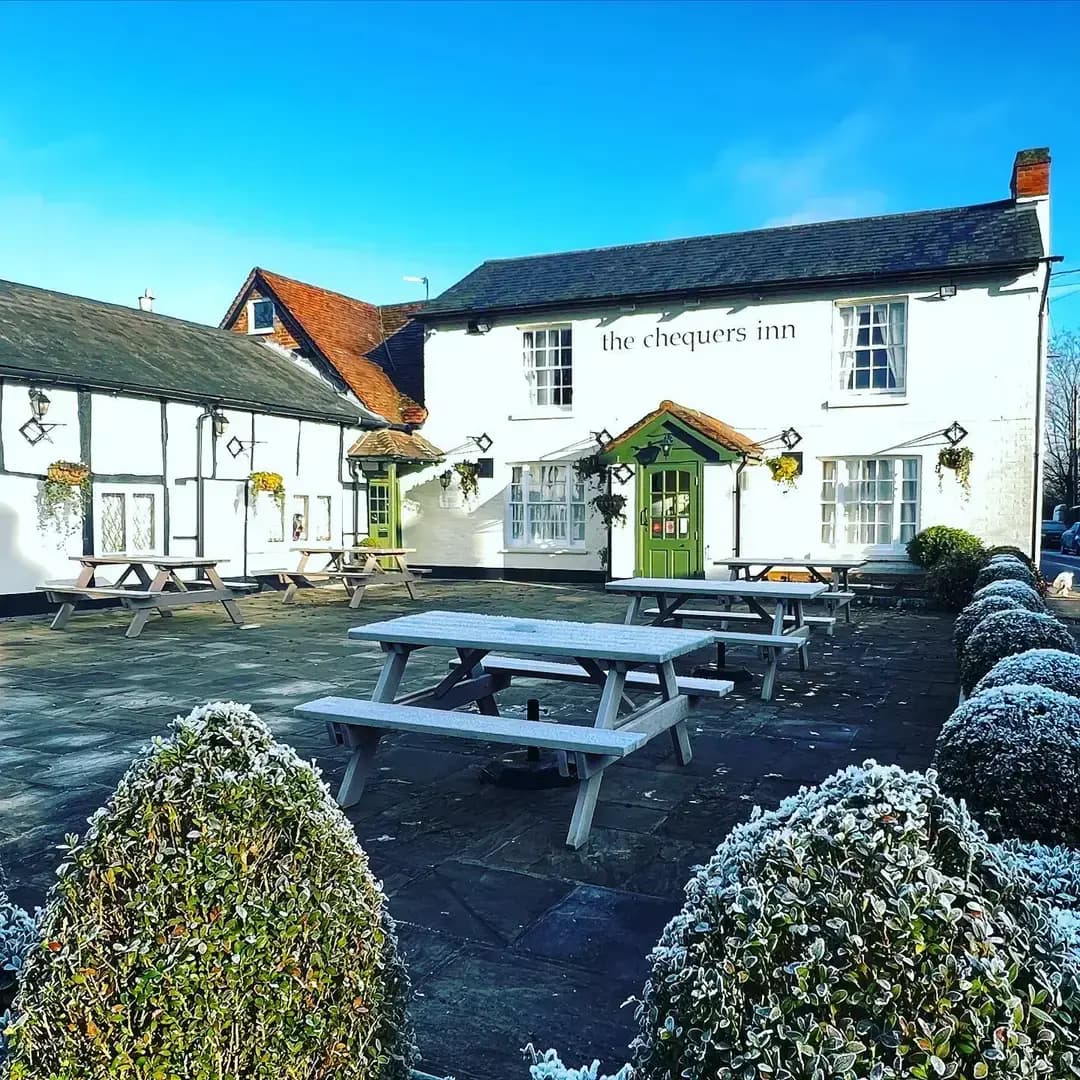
[603,399,762,462]
[347,427,445,463]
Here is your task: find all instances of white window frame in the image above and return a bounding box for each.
[833,297,908,399]
[246,297,275,335]
[95,487,160,555]
[820,457,920,552]
[522,325,573,412]
[291,495,309,542]
[506,462,587,550]
[315,495,333,542]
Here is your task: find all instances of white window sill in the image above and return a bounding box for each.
[826,396,907,409]
[247,326,274,336]
[499,547,590,556]
[508,411,575,421]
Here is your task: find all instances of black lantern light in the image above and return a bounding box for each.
[212,410,229,438]
[29,388,51,419]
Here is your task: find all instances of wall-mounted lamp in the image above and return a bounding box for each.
[938,284,957,300]
[470,432,494,452]
[467,319,492,335]
[684,298,701,308]
[212,409,229,438]
[619,304,637,314]
[29,388,51,420]
[20,387,62,445]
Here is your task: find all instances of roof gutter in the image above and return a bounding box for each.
[417,260,1043,325]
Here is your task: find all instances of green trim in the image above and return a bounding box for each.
[603,412,742,466]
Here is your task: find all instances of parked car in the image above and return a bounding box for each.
[1062,520,1080,555]
[1043,517,1067,547]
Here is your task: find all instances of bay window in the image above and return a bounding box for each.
[836,300,907,394]
[508,463,586,548]
[820,457,919,548]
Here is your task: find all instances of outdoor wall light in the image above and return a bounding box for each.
[212,410,229,438]
[467,319,492,335]
[938,284,957,300]
[29,388,51,419]
[635,445,661,466]
[470,432,494,452]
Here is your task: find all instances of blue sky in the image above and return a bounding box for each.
[1,0,1078,329]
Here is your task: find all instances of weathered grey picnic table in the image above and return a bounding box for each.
[296,610,726,848]
[39,555,255,638]
[715,556,865,630]
[609,577,828,700]
[260,545,428,606]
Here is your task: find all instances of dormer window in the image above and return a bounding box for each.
[247,298,274,334]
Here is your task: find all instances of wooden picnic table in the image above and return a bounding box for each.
[608,577,828,700]
[295,609,726,848]
[273,545,426,607]
[39,555,254,639]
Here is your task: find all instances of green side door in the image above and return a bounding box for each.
[366,469,400,547]
[637,460,702,577]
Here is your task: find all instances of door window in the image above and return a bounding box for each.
[649,470,692,539]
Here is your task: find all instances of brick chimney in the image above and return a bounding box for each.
[1011,147,1050,200]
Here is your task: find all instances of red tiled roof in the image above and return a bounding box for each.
[348,428,445,462]
[222,268,426,425]
[378,301,425,335]
[605,399,761,458]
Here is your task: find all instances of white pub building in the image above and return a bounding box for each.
[402,148,1054,582]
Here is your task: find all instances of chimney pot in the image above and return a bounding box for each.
[138,288,155,312]
[1011,147,1050,200]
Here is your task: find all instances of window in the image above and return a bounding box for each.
[522,326,572,409]
[316,496,333,542]
[98,491,157,554]
[508,463,586,547]
[291,495,309,542]
[247,298,274,334]
[837,300,906,394]
[101,493,126,553]
[131,494,156,550]
[821,458,919,547]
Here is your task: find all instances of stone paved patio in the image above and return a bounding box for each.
[0,581,959,1079]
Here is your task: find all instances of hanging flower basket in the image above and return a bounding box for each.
[573,454,606,489]
[592,492,627,528]
[37,460,90,542]
[249,471,285,511]
[936,446,973,496]
[765,455,799,489]
[454,461,480,502]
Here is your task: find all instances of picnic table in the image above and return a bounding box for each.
[609,577,828,700]
[295,610,728,848]
[39,555,255,638]
[263,545,427,607]
[716,556,864,628]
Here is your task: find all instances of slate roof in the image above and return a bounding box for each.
[220,268,426,425]
[347,427,444,462]
[0,279,375,425]
[366,318,426,405]
[420,200,1044,319]
[605,399,762,459]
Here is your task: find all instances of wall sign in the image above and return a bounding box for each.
[601,321,797,354]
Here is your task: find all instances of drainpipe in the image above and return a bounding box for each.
[1032,254,1064,560]
[194,406,225,557]
[733,454,749,557]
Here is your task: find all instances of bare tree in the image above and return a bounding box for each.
[1046,330,1080,510]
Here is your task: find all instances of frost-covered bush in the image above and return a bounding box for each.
[630,762,1079,1080]
[526,1047,633,1080]
[974,648,1080,698]
[953,594,1025,659]
[986,544,1036,570]
[972,578,1046,611]
[974,559,1039,592]
[0,870,38,1066]
[5,701,415,1080]
[924,549,986,610]
[935,685,1080,844]
[1000,840,1080,909]
[906,525,984,568]
[959,608,1075,694]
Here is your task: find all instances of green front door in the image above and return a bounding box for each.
[366,470,400,547]
[637,461,702,577]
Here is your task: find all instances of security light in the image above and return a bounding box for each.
[467,319,491,335]
[938,284,957,300]
[29,388,51,419]
[470,432,494,452]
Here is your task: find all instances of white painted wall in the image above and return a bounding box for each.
[405,268,1043,574]
[0,378,364,600]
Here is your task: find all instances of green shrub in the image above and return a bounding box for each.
[924,548,986,610]
[935,685,1080,844]
[960,609,1076,694]
[973,648,1080,698]
[986,544,1036,570]
[906,525,984,568]
[973,578,1046,612]
[953,594,1025,659]
[0,869,38,1066]
[974,559,1038,592]
[5,701,415,1080]
[630,762,1079,1080]
[525,1048,632,1080]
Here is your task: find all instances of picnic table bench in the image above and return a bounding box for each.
[296,610,727,848]
[608,577,828,701]
[256,545,428,607]
[39,556,256,638]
